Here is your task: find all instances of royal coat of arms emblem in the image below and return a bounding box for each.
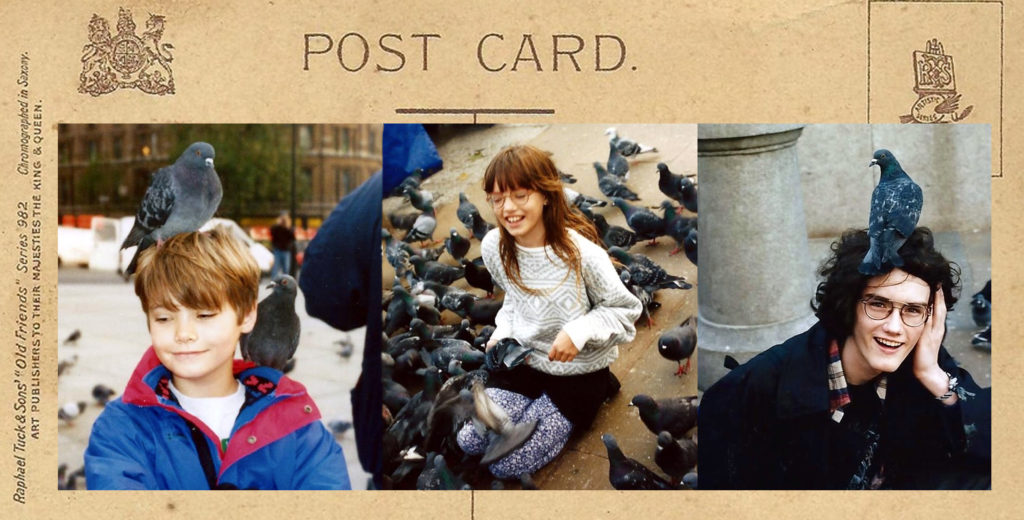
[79,8,175,96]
[900,39,972,123]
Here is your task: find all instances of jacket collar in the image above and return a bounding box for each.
[774,322,834,419]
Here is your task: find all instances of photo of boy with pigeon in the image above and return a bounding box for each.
[696,124,991,490]
[382,125,699,490]
[84,227,350,489]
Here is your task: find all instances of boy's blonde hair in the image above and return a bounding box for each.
[134,226,260,323]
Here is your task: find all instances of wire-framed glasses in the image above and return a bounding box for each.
[859,296,931,327]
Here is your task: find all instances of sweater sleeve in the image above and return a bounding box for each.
[84,403,161,490]
[560,239,641,351]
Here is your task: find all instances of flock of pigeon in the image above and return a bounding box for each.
[382,127,700,489]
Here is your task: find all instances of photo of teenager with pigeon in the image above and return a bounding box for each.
[696,124,991,490]
[381,124,699,490]
[57,125,378,489]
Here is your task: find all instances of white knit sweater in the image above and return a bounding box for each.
[482,228,642,376]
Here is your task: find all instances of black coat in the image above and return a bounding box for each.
[698,322,990,489]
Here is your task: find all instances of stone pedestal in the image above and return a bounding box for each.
[697,125,818,390]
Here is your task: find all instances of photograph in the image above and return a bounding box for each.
[696,124,991,490]
[381,123,698,489]
[55,124,380,490]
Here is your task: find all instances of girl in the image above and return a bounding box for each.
[457,145,642,479]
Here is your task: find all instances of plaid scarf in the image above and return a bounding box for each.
[827,339,887,423]
[826,338,888,489]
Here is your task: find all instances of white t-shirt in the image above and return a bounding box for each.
[169,381,245,443]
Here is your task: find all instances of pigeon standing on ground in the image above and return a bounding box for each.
[655,431,697,485]
[611,197,666,245]
[657,163,697,213]
[606,127,658,158]
[462,259,495,296]
[658,316,697,375]
[588,210,637,250]
[971,280,991,327]
[563,186,607,211]
[403,204,438,246]
[58,401,87,424]
[445,228,471,262]
[594,162,639,201]
[457,192,481,234]
[92,384,117,406]
[629,394,699,438]
[63,329,82,346]
[239,275,301,371]
[860,149,923,275]
[606,141,630,180]
[661,201,695,256]
[601,433,676,490]
[120,142,222,277]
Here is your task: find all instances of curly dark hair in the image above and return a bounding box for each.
[812,227,961,340]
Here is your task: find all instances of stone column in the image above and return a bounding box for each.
[697,125,818,390]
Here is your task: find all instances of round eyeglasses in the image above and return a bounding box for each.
[486,190,532,209]
[859,296,931,327]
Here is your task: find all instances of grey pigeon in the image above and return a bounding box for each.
[606,127,658,158]
[387,210,419,232]
[658,316,696,375]
[58,401,87,424]
[563,186,607,211]
[457,192,480,233]
[606,141,630,180]
[971,280,991,327]
[601,433,676,490]
[612,197,665,245]
[861,149,923,275]
[629,394,699,438]
[472,381,539,465]
[558,170,577,184]
[92,384,117,406]
[444,228,471,262]
[403,205,437,245]
[661,201,696,256]
[239,275,300,371]
[63,329,81,346]
[655,431,697,485]
[589,211,637,250]
[683,228,698,267]
[608,247,692,293]
[594,162,639,201]
[657,163,697,213]
[408,255,464,285]
[121,142,222,277]
[404,186,433,213]
[470,212,496,241]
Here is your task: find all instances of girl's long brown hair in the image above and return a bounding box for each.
[483,145,602,295]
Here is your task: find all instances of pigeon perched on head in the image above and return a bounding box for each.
[606,127,658,158]
[92,384,117,406]
[593,162,639,201]
[121,142,222,277]
[860,149,923,275]
[629,394,698,438]
[601,433,676,490]
[658,316,697,375]
[239,275,300,371]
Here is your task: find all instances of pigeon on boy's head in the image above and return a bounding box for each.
[121,142,222,277]
[860,149,923,275]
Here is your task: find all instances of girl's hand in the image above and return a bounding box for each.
[549,330,579,363]
[914,286,956,403]
[485,338,498,351]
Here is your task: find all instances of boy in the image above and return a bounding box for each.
[85,228,350,489]
[699,228,990,489]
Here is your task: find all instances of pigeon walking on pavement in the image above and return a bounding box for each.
[606,127,658,159]
[657,163,697,213]
[655,431,697,485]
[658,316,697,375]
[601,433,676,490]
[403,205,438,246]
[120,142,222,277]
[606,141,631,180]
[239,275,301,371]
[445,228,471,262]
[611,197,666,246]
[92,384,117,406]
[661,201,696,256]
[860,149,923,275]
[629,394,699,438]
[594,162,639,201]
[63,329,82,346]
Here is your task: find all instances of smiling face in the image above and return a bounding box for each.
[841,269,931,384]
[489,187,547,247]
[148,300,256,397]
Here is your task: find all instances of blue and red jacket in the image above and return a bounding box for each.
[85,347,351,490]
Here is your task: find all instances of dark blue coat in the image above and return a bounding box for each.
[698,322,990,489]
[85,348,350,490]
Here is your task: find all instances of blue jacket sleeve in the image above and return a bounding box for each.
[290,422,352,490]
[84,402,160,490]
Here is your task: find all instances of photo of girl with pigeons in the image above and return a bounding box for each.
[382,124,700,490]
[696,124,991,490]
